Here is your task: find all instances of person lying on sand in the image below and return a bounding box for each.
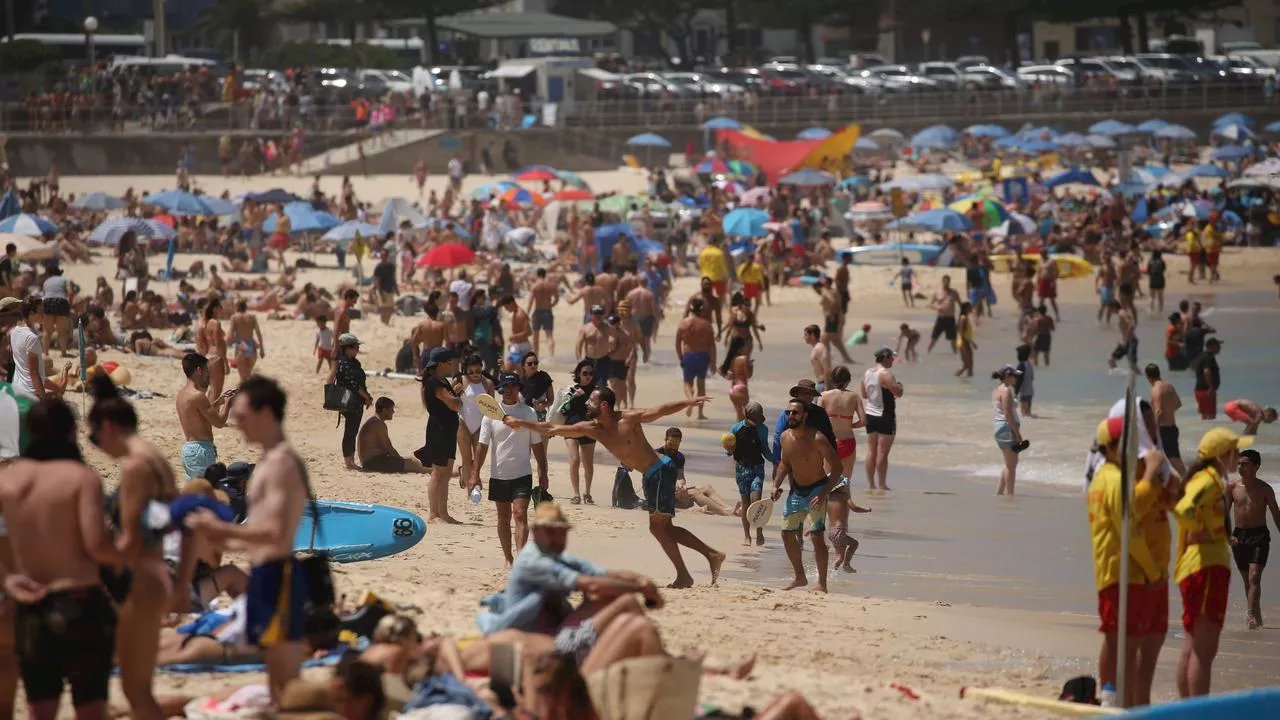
[127,331,189,358]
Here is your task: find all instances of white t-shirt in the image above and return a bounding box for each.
[477,402,541,480]
[316,327,334,351]
[7,325,44,399]
[450,278,474,310]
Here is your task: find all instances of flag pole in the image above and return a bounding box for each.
[1116,370,1138,707]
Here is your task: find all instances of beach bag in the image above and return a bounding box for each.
[731,424,766,467]
[323,383,360,413]
[292,453,335,610]
[586,656,701,720]
[612,467,640,510]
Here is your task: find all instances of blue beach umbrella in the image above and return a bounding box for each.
[471,181,519,200]
[854,137,880,151]
[1136,119,1170,134]
[1044,169,1101,188]
[722,207,770,238]
[1019,139,1060,154]
[71,192,126,211]
[144,190,217,216]
[964,124,1009,138]
[88,217,173,245]
[910,125,959,149]
[1213,123,1254,143]
[418,218,474,241]
[993,135,1022,149]
[1154,125,1196,141]
[1213,112,1253,129]
[322,221,382,244]
[0,213,57,236]
[1265,120,1280,133]
[796,127,833,140]
[887,208,971,232]
[0,190,19,220]
[1086,134,1118,149]
[627,133,672,148]
[869,128,905,143]
[264,202,340,235]
[244,188,303,204]
[701,116,742,130]
[197,194,238,217]
[839,175,871,190]
[1018,125,1059,140]
[1210,145,1253,161]
[779,168,837,186]
[1186,163,1229,179]
[556,170,590,189]
[1088,120,1136,136]
[1055,133,1089,148]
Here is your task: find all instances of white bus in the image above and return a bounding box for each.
[0,32,149,62]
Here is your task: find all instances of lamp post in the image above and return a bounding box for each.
[84,16,99,67]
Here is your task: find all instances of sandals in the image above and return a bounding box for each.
[584,494,595,505]
[571,496,582,505]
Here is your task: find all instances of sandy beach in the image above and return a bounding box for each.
[21,169,1280,718]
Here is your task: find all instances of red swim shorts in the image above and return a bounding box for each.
[1148,580,1169,635]
[1179,566,1230,632]
[742,283,761,299]
[836,437,856,459]
[316,347,332,359]
[1194,389,1217,419]
[1224,400,1250,423]
[1207,252,1220,268]
[711,280,727,298]
[1098,583,1153,635]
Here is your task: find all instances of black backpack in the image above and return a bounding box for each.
[732,423,766,467]
[612,466,641,510]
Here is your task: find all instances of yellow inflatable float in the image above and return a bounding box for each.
[988,253,1093,279]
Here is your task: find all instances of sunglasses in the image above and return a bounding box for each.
[580,371,594,377]
[785,409,804,416]
[525,360,539,366]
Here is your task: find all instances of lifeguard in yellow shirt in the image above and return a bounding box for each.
[1173,427,1249,698]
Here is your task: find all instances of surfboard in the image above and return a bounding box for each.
[961,687,1123,717]
[294,501,426,563]
[372,369,421,381]
[1123,687,1280,718]
[838,244,944,266]
[988,253,1093,278]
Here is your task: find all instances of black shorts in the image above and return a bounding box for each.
[415,425,457,467]
[364,453,406,473]
[489,474,533,503]
[590,356,611,381]
[1034,333,1052,353]
[42,297,70,317]
[865,413,896,436]
[931,315,956,342]
[611,358,629,380]
[1158,425,1180,460]
[823,315,839,334]
[638,316,655,338]
[14,587,117,707]
[1232,527,1270,571]
[642,459,678,516]
[838,288,850,314]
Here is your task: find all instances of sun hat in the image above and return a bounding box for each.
[1197,427,1253,461]
[789,378,819,398]
[531,502,572,528]
[0,297,19,312]
[337,333,361,348]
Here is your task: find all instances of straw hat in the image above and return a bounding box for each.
[531,502,572,528]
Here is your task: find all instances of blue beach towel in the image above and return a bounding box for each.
[150,650,346,675]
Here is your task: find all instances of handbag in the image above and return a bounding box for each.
[323,383,358,412]
[292,451,335,609]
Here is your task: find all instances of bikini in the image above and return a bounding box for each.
[827,409,857,460]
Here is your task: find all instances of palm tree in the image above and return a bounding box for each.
[199,0,275,63]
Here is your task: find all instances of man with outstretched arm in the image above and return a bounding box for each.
[506,389,725,588]
[770,398,843,593]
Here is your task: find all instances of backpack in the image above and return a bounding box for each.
[732,423,766,467]
[612,467,641,510]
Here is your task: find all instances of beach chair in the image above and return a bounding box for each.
[623,154,643,169]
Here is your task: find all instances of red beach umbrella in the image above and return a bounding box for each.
[551,189,594,202]
[417,242,476,269]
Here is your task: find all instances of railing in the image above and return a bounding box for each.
[0,83,1272,135]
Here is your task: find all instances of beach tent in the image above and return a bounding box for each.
[1044,169,1100,189]
[264,202,339,235]
[593,223,657,270]
[377,197,429,235]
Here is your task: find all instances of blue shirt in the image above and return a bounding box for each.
[730,420,771,468]
[771,403,837,464]
[498,542,606,632]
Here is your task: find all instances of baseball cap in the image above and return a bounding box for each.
[996,363,1022,377]
[423,346,458,369]
[0,297,19,312]
[789,379,819,398]
[337,333,361,348]
[1197,427,1253,461]
[744,401,765,423]
[1096,416,1126,446]
[873,346,897,362]
[496,372,522,389]
[530,502,572,528]
[1206,337,1224,348]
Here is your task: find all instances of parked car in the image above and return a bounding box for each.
[862,65,944,92]
[807,64,881,94]
[1016,64,1075,85]
[1131,53,1202,84]
[358,69,413,95]
[1213,54,1277,80]
[621,72,698,98]
[707,67,770,94]
[241,68,287,93]
[661,71,746,97]
[964,65,1022,90]
[1054,57,1125,86]
[954,55,991,70]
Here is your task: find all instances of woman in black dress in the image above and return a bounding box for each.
[560,359,597,505]
[416,346,462,524]
[328,333,373,470]
[516,351,554,420]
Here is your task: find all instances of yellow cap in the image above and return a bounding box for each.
[1197,427,1253,461]
[1096,417,1125,447]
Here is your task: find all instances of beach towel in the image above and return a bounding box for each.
[586,656,701,720]
[400,674,491,720]
[153,650,345,675]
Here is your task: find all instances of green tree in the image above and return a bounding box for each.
[277,0,372,42]
[1033,0,1241,54]
[897,0,1036,66]
[199,0,275,63]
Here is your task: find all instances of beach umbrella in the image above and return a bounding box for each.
[722,207,770,238]
[418,218,474,241]
[264,201,340,235]
[89,217,155,245]
[1135,119,1170,134]
[0,190,18,221]
[739,187,772,206]
[322,221,381,244]
[196,194,238,216]
[847,201,893,222]
[880,174,953,192]
[1153,202,1210,221]
[1140,165,1173,178]
[713,179,746,195]
[244,188,303,204]
[593,223,640,267]
[988,212,1037,237]
[626,133,671,148]
[594,194,642,214]
[948,196,1008,228]
[144,190,217,216]
[700,116,742,130]
[838,176,871,190]
[993,135,1022,149]
[1019,139,1060,154]
[0,233,54,261]
[1187,163,1229,179]
[513,166,560,182]
[1155,172,1190,189]
[911,128,958,150]
[1213,123,1254,143]
[854,137,880,151]
[555,170,589,190]
[779,168,837,187]
[471,181,519,200]
[963,124,1009,138]
[1086,134,1118,149]
[694,157,730,174]
[1244,158,1280,176]
[417,242,475,269]
[1125,169,1159,185]
[1054,133,1089,148]
[0,213,57,237]
[1088,120,1136,136]
[869,128,905,143]
[1265,120,1280,133]
[1044,169,1100,189]
[1213,112,1253,129]
[887,208,971,232]
[796,127,832,140]
[500,187,547,207]
[1018,125,1059,139]
[726,160,756,177]
[551,188,594,202]
[70,192,126,211]
[1154,124,1196,141]
[1210,145,1253,162]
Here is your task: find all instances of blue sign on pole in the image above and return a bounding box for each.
[1002,177,1029,205]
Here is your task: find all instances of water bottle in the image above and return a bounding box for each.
[470,487,482,505]
[1099,683,1118,708]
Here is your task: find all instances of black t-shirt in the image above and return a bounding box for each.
[521,370,553,405]
[965,265,985,289]
[424,376,459,433]
[1193,352,1220,391]
[1184,326,1206,361]
[656,447,685,471]
[372,260,397,293]
[1148,257,1166,285]
[0,257,12,286]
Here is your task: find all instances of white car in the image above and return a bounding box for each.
[359,69,414,94]
[661,72,746,96]
[1016,64,1074,85]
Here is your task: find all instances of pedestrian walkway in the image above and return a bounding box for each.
[295,129,442,175]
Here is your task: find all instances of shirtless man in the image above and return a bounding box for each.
[1107,300,1137,373]
[686,277,724,339]
[595,262,619,313]
[817,278,854,363]
[509,389,724,588]
[0,398,123,720]
[895,324,920,363]
[1096,257,1117,324]
[185,377,314,703]
[1037,259,1060,320]
[229,300,265,383]
[674,298,716,420]
[804,325,830,384]
[502,295,532,372]
[177,353,236,480]
[927,276,960,354]
[771,398,843,592]
[333,288,358,341]
[358,397,428,474]
[615,266,642,304]
[576,305,615,384]
[526,268,560,357]
[568,273,609,325]
[1146,364,1186,477]
[410,304,446,372]
[605,313,637,410]
[625,280,659,363]
[1224,398,1278,436]
[443,292,470,353]
[1227,450,1278,629]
